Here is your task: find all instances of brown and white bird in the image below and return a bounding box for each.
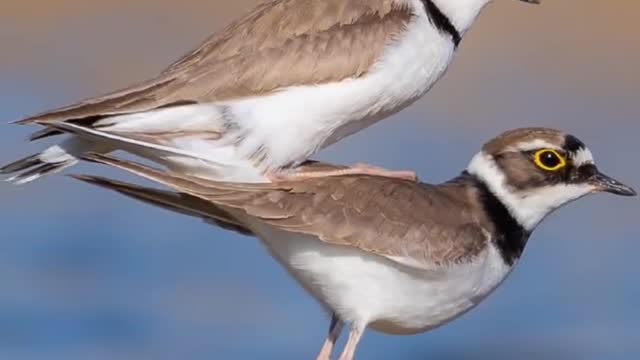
[71,128,634,360]
[1,0,538,185]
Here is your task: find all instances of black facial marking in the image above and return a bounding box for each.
[570,163,598,183]
[421,0,462,47]
[463,172,530,266]
[564,134,586,153]
[562,134,598,184]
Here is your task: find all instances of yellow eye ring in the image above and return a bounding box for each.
[534,149,566,171]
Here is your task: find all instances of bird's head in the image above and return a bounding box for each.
[467,128,635,231]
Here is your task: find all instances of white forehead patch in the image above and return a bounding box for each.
[571,147,595,166]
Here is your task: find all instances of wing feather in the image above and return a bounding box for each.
[16,0,411,125]
[80,154,489,271]
[72,175,253,236]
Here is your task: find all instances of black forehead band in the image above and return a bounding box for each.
[563,134,586,153]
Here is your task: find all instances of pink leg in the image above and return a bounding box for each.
[268,163,417,182]
[338,325,365,360]
[315,314,344,360]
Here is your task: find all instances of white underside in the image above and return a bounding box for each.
[34,2,455,182]
[252,223,512,334]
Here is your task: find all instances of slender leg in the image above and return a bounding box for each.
[315,314,344,360]
[268,163,418,182]
[338,325,365,360]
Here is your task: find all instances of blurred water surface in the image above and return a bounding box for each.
[0,1,638,359]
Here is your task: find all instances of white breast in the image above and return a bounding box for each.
[91,6,455,182]
[225,8,456,170]
[253,224,512,334]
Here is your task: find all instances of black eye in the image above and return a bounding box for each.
[540,151,560,167]
[534,149,566,171]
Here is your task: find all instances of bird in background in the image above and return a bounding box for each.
[71,127,635,360]
[1,0,539,185]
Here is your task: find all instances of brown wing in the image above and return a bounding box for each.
[206,175,489,270]
[81,154,489,270]
[18,0,411,125]
[72,174,254,236]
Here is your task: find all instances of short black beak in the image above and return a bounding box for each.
[591,171,637,197]
[519,0,541,4]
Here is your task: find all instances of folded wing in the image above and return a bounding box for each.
[78,154,489,271]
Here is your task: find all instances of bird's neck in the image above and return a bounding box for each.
[428,0,493,35]
[466,152,545,230]
[449,171,530,267]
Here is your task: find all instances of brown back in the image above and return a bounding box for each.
[19,0,412,124]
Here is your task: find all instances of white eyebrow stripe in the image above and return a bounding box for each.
[508,139,562,152]
[571,147,595,165]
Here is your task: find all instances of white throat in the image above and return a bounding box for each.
[430,0,493,34]
[467,152,593,231]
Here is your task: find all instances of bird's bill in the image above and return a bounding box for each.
[519,0,541,4]
[591,171,637,197]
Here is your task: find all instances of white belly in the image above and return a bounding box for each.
[93,10,455,181]
[225,13,456,170]
[255,226,512,334]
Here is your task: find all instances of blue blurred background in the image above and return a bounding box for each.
[0,1,638,359]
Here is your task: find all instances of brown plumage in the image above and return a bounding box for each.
[69,127,636,360]
[482,127,566,154]
[17,0,411,126]
[72,174,254,236]
[482,127,590,190]
[75,154,494,269]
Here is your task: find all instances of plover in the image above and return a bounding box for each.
[72,127,634,360]
[2,0,538,184]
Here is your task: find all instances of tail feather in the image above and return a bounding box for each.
[28,127,64,141]
[1,120,227,185]
[0,154,41,174]
[6,160,77,185]
[45,121,221,164]
[4,103,264,185]
[80,153,219,194]
[71,174,253,236]
[1,138,95,185]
